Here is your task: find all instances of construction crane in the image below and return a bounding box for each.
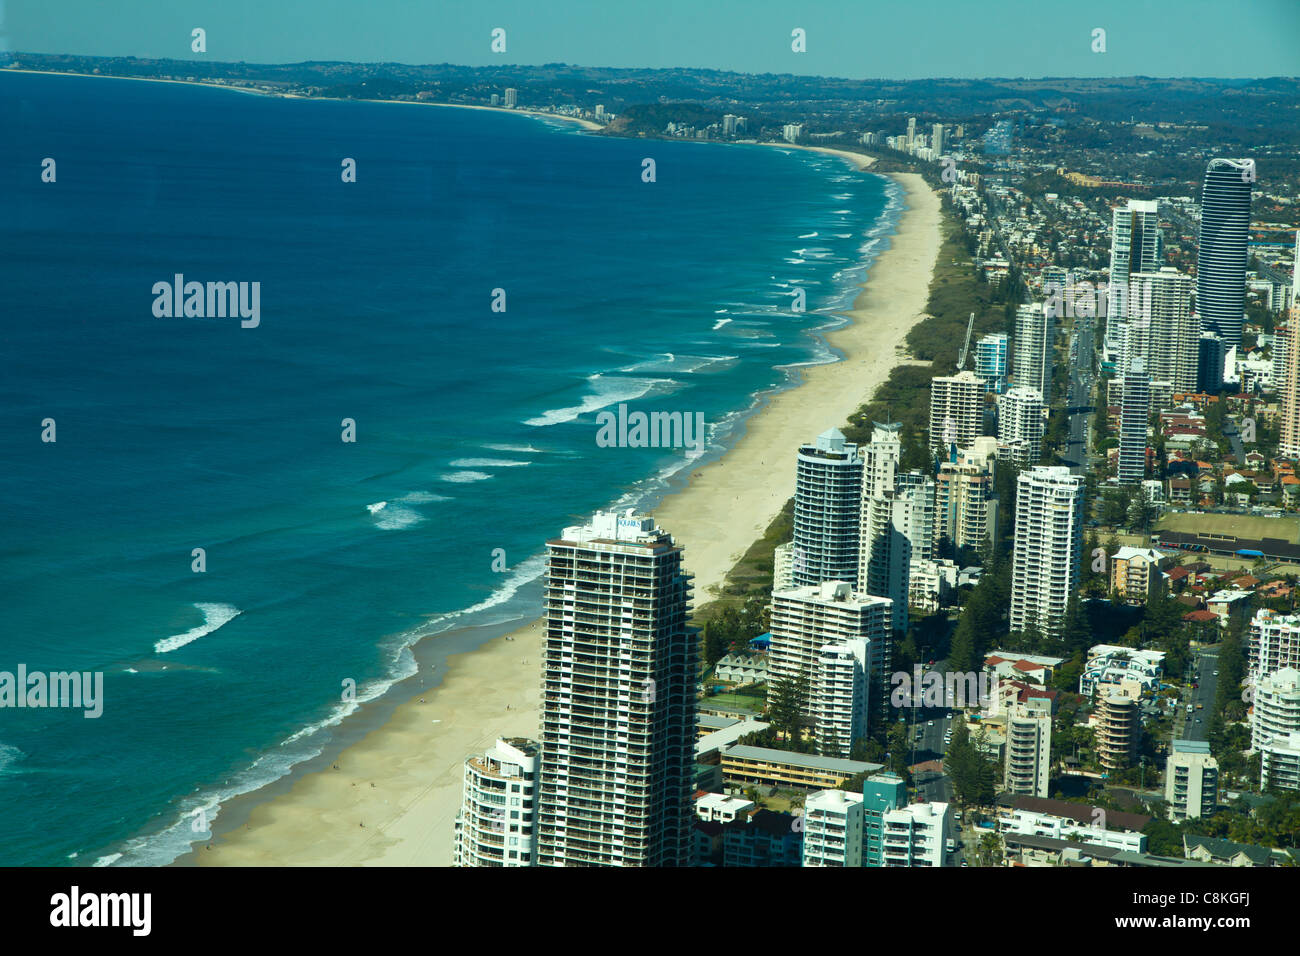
[955,312,975,371]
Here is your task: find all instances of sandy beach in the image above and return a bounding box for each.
[185,168,942,867]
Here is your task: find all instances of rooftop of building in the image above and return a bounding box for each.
[723,745,882,775]
[997,794,1151,832]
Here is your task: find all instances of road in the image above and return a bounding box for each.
[1176,647,1220,742]
[1221,419,1246,466]
[1063,318,1096,476]
[905,701,955,806]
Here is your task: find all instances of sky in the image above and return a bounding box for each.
[4,0,1299,81]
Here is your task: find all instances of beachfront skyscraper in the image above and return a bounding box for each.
[794,429,863,588]
[453,738,540,867]
[996,385,1044,467]
[1118,359,1151,484]
[1009,467,1084,639]
[1196,158,1254,350]
[536,510,696,866]
[974,332,1009,394]
[1013,303,1054,406]
[1127,267,1198,392]
[928,370,984,459]
[504,87,518,108]
[1106,199,1162,356]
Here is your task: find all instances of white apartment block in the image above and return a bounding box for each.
[1249,609,1300,683]
[773,541,795,592]
[1281,306,1300,458]
[536,510,696,867]
[1128,268,1198,392]
[1009,467,1084,639]
[858,424,931,635]
[1080,645,1165,698]
[1107,198,1162,354]
[770,582,891,728]
[861,421,901,499]
[1165,739,1218,821]
[880,801,952,867]
[1000,809,1147,852]
[814,638,870,758]
[802,788,864,867]
[695,792,755,823]
[1252,667,1300,792]
[858,492,913,634]
[453,737,540,867]
[1118,360,1151,484]
[1013,303,1054,405]
[1004,700,1052,799]
[929,370,985,457]
[794,428,863,588]
[997,385,1045,467]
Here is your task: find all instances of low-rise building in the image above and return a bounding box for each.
[721,745,881,792]
[1080,645,1165,698]
[1109,546,1171,604]
[695,792,755,824]
[714,650,767,684]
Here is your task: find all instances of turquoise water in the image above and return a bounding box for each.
[0,70,898,865]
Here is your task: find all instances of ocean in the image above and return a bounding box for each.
[0,70,898,866]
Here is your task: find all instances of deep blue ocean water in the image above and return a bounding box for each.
[0,70,898,865]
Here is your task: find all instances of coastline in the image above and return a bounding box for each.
[757,141,877,171]
[181,168,943,867]
[0,67,603,130]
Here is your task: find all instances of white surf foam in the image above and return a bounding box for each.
[449,458,531,468]
[523,374,674,427]
[439,471,492,483]
[397,491,449,503]
[372,504,425,530]
[0,742,25,775]
[155,603,242,654]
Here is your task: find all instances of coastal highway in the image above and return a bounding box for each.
[1063,319,1096,476]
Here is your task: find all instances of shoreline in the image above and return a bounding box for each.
[180,167,943,867]
[0,66,604,130]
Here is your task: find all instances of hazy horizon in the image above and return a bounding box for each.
[5,0,1299,83]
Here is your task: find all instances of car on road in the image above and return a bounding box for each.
[1213,670,1219,676]
[927,720,934,726]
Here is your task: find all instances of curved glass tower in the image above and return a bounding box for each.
[1195,158,1254,350]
